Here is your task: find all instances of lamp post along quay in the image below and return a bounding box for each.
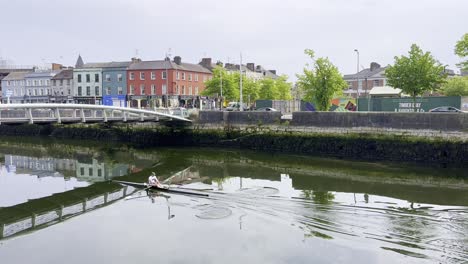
[239,53,243,111]
[354,49,360,110]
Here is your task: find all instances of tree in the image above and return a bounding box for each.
[241,75,259,106]
[440,76,468,96]
[386,44,446,111]
[296,49,347,111]
[258,78,278,99]
[202,66,238,101]
[455,33,468,71]
[275,75,293,100]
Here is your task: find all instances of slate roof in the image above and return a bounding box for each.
[25,70,61,78]
[343,66,387,80]
[51,69,73,80]
[2,71,30,80]
[129,60,212,74]
[82,61,132,69]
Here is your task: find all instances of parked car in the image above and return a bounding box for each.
[225,102,248,111]
[255,107,278,112]
[428,106,464,113]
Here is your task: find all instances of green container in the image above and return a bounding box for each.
[358,96,461,112]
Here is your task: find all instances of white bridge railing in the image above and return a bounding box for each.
[0,104,192,124]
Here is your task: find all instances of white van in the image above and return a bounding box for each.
[226,102,248,111]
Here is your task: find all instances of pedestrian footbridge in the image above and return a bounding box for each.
[0,104,192,124]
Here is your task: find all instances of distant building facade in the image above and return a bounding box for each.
[51,69,74,103]
[101,61,132,107]
[1,72,29,103]
[127,56,212,108]
[24,70,60,103]
[343,62,387,98]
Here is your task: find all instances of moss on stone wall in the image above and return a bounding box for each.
[0,124,466,164]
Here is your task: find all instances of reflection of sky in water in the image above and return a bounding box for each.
[0,165,88,207]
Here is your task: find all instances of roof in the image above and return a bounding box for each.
[25,70,61,78]
[2,71,30,80]
[129,60,212,73]
[51,69,73,80]
[75,55,84,68]
[344,66,387,80]
[82,61,132,69]
[369,86,402,95]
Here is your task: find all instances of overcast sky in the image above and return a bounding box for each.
[1,0,467,80]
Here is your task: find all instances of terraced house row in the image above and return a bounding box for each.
[0,55,214,108]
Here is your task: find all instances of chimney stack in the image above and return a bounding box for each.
[173,56,182,65]
[131,57,141,63]
[370,62,381,72]
[199,58,212,69]
[269,70,277,75]
[247,63,255,71]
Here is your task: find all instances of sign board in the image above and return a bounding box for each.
[461,97,468,112]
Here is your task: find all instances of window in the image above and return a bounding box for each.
[162,71,167,79]
[106,87,111,95]
[162,84,167,94]
[129,85,135,94]
[78,74,82,83]
[39,80,43,86]
[78,86,82,96]
[58,80,62,86]
[188,74,192,81]
[117,74,123,82]
[129,72,135,80]
[34,89,37,96]
[86,74,90,82]
[189,86,192,95]
[34,80,38,86]
[80,168,84,176]
[358,80,362,89]
[182,85,185,95]
[151,85,155,95]
[67,79,71,85]
[373,80,380,86]
[86,86,91,96]
[140,84,145,95]
[29,89,32,95]
[203,75,207,81]
[181,72,185,80]
[118,87,123,95]
[105,74,111,82]
[195,87,199,95]
[195,74,199,81]
[95,86,100,95]
[89,168,93,176]
[175,85,179,94]
[46,80,50,86]
[27,80,31,86]
[39,89,43,95]
[151,72,156,80]
[176,72,180,80]
[98,169,102,177]
[140,72,145,80]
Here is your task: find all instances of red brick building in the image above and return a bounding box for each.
[127,56,212,108]
[343,62,388,98]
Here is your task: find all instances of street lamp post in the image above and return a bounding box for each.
[239,53,243,111]
[354,49,360,111]
[220,70,223,110]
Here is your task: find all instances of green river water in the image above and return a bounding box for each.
[0,137,467,264]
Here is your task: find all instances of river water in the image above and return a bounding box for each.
[0,137,467,264]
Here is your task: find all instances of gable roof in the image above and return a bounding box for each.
[25,70,61,78]
[2,71,30,80]
[129,60,212,73]
[82,61,132,69]
[344,66,387,80]
[51,69,73,80]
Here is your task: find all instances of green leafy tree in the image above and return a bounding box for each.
[386,44,446,111]
[455,33,468,71]
[296,49,347,111]
[202,66,239,101]
[275,75,293,100]
[258,78,279,99]
[440,76,468,96]
[241,76,260,106]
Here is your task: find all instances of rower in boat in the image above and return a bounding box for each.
[148,172,163,188]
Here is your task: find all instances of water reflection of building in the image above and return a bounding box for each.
[5,155,76,176]
[75,159,129,182]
